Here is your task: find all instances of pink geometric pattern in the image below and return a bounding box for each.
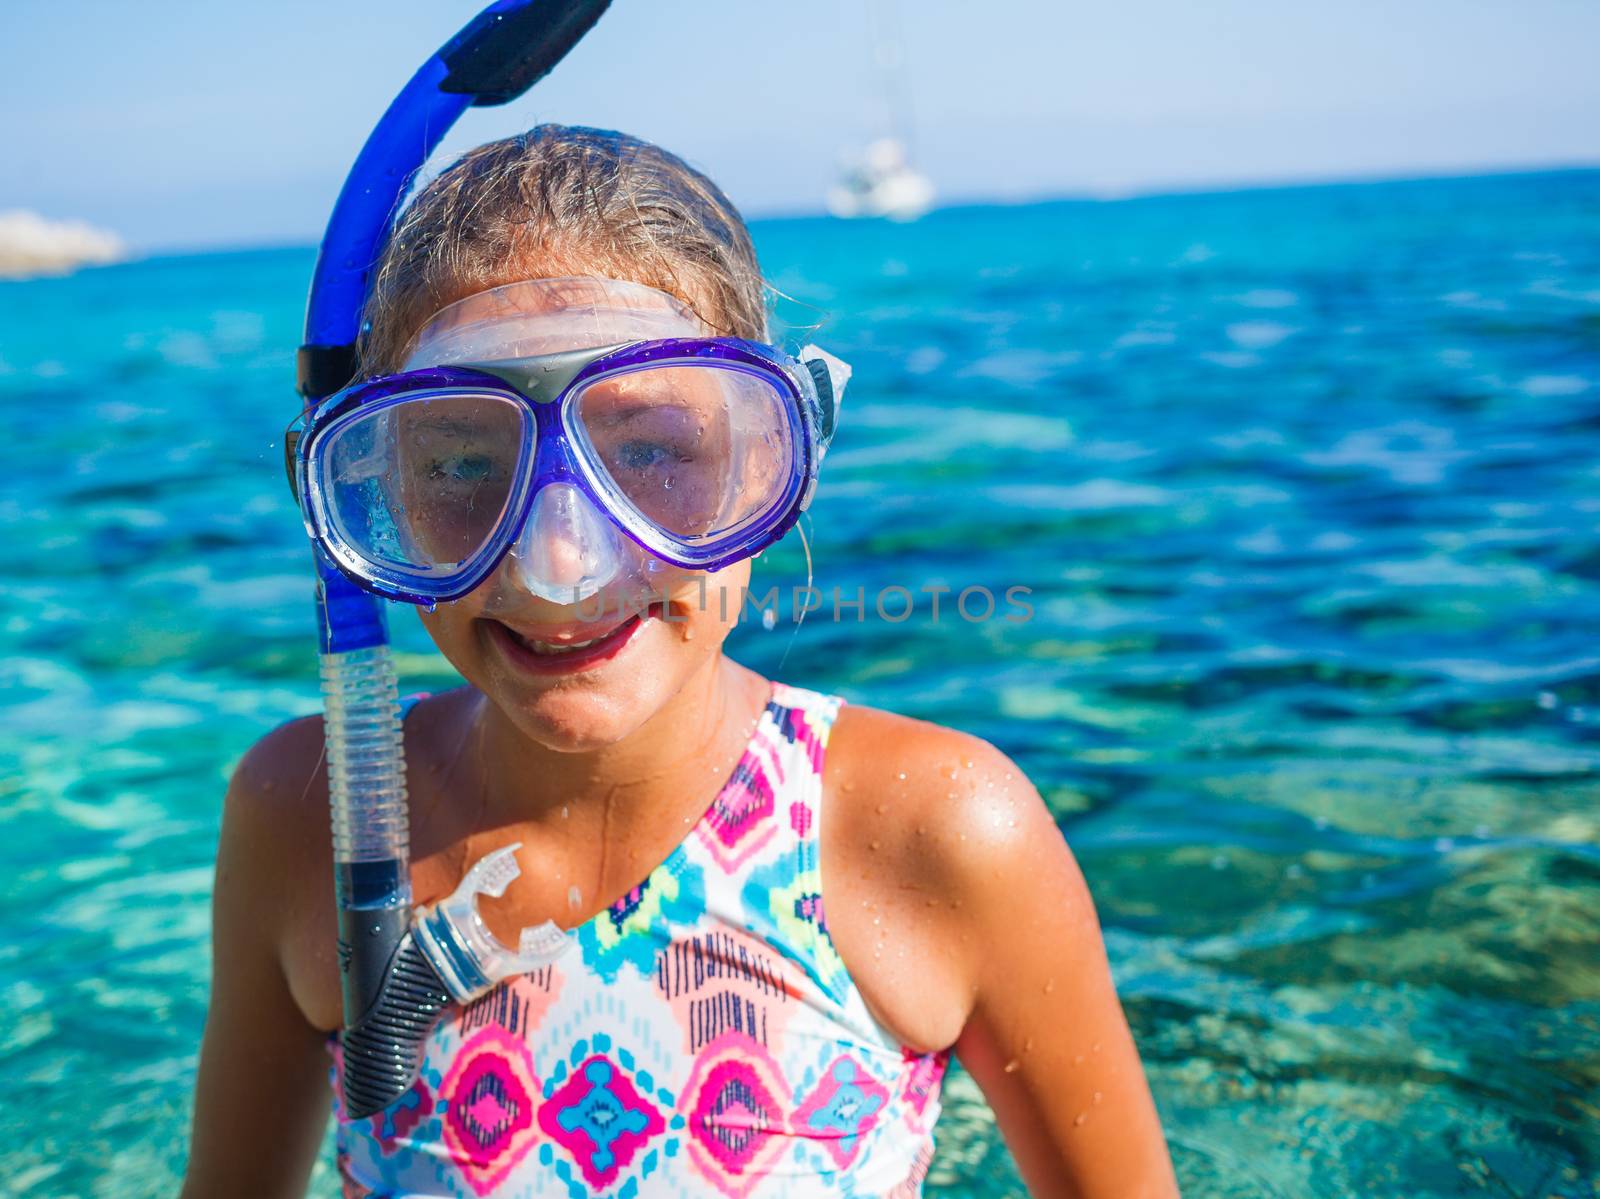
[695,739,779,871]
[793,1054,891,1172]
[437,1025,543,1196]
[537,1054,665,1189]
[369,1078,432,1153]
[681,1032,792,1197]
[899,1047,950,1133]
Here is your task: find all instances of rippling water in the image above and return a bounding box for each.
[2,170,1598,1197]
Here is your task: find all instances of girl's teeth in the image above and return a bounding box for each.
[519,631,606,655]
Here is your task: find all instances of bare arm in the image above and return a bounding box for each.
[825,709,1178,1198]
[944,741,1177,1198]
[182,725,334,1198]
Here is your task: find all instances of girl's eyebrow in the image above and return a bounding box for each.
[585,399,705,424]
[409,415,495,436]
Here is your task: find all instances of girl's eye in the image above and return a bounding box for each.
[428,455,494,483]
[614,441,683,471]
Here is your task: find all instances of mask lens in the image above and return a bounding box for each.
[317,392,529,577]
[572,364,796,543]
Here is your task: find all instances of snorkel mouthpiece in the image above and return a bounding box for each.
[413,844,571,1000]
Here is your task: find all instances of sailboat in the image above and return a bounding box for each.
[827,0,935,222]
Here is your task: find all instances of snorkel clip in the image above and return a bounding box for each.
[412,844,572,1003]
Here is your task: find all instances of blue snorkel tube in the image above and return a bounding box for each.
[297,0,610,1118]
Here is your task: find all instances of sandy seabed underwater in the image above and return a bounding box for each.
[2,169,1599,1198]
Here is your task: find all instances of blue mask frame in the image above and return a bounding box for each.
[294,336,838,607]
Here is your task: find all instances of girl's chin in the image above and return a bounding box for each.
[491,677,668,753]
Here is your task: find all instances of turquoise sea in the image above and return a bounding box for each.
[3,170,1598,1197]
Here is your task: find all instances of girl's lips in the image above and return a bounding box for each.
[485,613,644,675]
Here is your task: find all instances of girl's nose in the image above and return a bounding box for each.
[508,481,622,603]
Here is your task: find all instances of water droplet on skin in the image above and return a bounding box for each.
[916,826,927,836]
[896,771,908,782]
[875,803,887,814]
[1073,1054,1084,1065]
[1092,1041,1101,1053]
[1024,1038,1034,1053]
[925,897,937,907]
[561,805,569,820]
[945,767,958,781]
[964,759,974,770]
[1044,979,1056,994]
[1092,1091,1103,1105]
[683,626,695,641]
[870,840,881,851]
[567,885,582,910]
[1073,1113,1088,1127]
[1003,1058,1020,1073]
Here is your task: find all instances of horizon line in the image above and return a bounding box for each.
[90,157,1600,260]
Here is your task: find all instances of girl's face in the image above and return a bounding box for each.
[405,277,756,751]
[419,553,751,753]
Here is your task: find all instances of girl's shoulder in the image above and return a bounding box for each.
[816,699,1068,1052]
[826,700,1039,854]
[226,712,334,855]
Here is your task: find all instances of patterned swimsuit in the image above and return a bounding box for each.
[332,682,948,1198]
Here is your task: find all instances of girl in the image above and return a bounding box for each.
[184,126,1177,1198]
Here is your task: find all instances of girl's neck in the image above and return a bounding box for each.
[459,655,769,843]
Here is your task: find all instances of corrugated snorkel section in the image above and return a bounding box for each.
[338,937,452,1118]
[321,645,409,882]
[320,642,447,1119]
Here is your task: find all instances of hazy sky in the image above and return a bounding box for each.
[5,0,1598,251]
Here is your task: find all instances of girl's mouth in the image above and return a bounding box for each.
[483,611,646,675]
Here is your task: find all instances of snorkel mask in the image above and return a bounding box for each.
[292,1,847,1118]
[294,276,847,613]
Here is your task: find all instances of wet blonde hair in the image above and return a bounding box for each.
[359,125,767,375]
